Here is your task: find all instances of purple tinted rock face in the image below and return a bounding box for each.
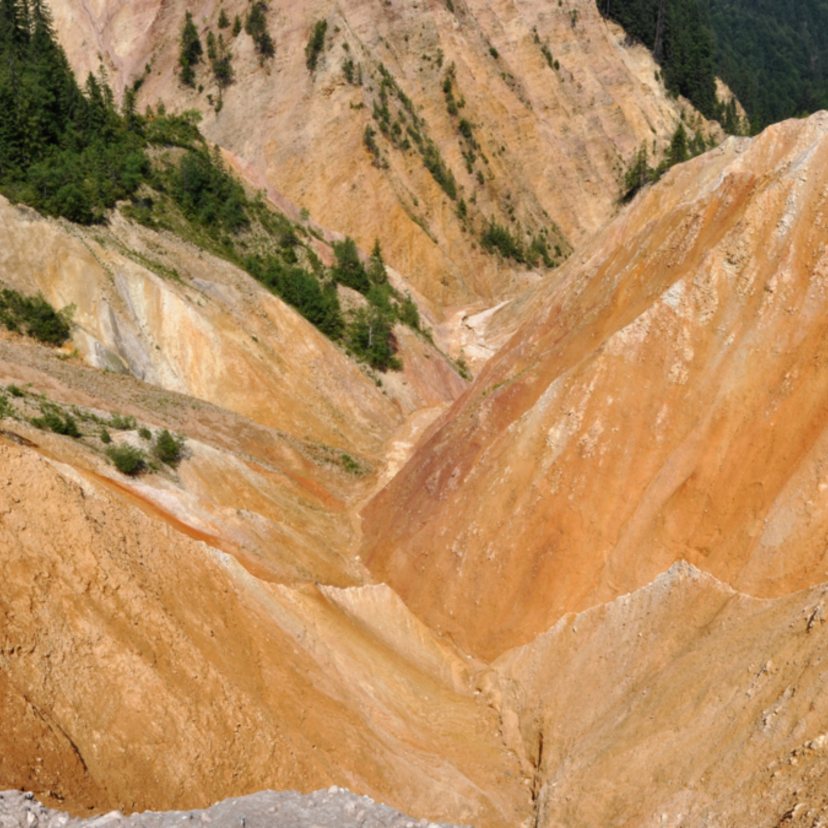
[0,791,470,828]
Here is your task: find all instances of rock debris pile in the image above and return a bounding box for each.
[0,791,468,828]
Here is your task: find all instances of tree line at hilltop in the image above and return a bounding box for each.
[600,0,828,133]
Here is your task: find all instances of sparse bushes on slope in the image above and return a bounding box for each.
[481,218,525,263]
[32,405,80,437]
[0,1,424,374]
[620,122,710,202]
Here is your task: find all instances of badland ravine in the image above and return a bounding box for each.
[2,2,827,828]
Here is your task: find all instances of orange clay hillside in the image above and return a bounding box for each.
[4,99,828,828]
[6,2,828,828]
[363,113,828,659]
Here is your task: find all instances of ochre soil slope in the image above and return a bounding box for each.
[0,339,525,827]
[363,113,828,659]
[7,113,828,828]
[494,563,828,828]
[52,0,726,308]
[3,7,825,820]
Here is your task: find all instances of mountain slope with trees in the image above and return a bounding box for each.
[710,0,828,130]
[601,0,828,132]
[598,0,719,119]
[0,0,445,375]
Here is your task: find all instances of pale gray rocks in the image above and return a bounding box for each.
[0,790,470,828]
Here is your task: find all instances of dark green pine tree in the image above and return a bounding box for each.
[332,237,371,294]
[368,238,388,285]
[666,122,689,167]
[0,0,148,222]
[179,11,203,87]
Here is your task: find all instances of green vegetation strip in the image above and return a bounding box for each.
[0,1,434,373]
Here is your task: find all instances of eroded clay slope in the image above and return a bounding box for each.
[52,0,726,307]
[0,369,526,826]
[363,113,828,659]
[494,562,828,828]
[0,196,465,457]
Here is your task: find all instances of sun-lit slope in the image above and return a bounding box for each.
[0,334,368,585]
[363,113,828,659]
[0,344,526,827]
[0,197,466,456]
[494,562,828,828]
[52,0,725,308]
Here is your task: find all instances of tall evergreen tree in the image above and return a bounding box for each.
[666,122,689,166]
[179,11,202,87]
[368,238,388,285]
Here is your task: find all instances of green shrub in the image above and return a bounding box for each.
[0,289,71,345]
[251,256,344,338]
[398,293,421,330]
[7,385,24,398]
[100,427,112,444]
[160,146,249,234]
[218,9,230,28]
[32,407,80,438]
[368,239,389,285]
[108,412,137,430]
[138,427,152,440]
[422,141,457,200]
[245,2,275,61]
[347,306,402,372]
[364,125,381,164]
[306,20,328,71]
[153,429,186,466]
[342,57,357,84]
[481,217,525,262]
[621,142,651,202]
[341,453,363,474]
[107,443,145,476]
